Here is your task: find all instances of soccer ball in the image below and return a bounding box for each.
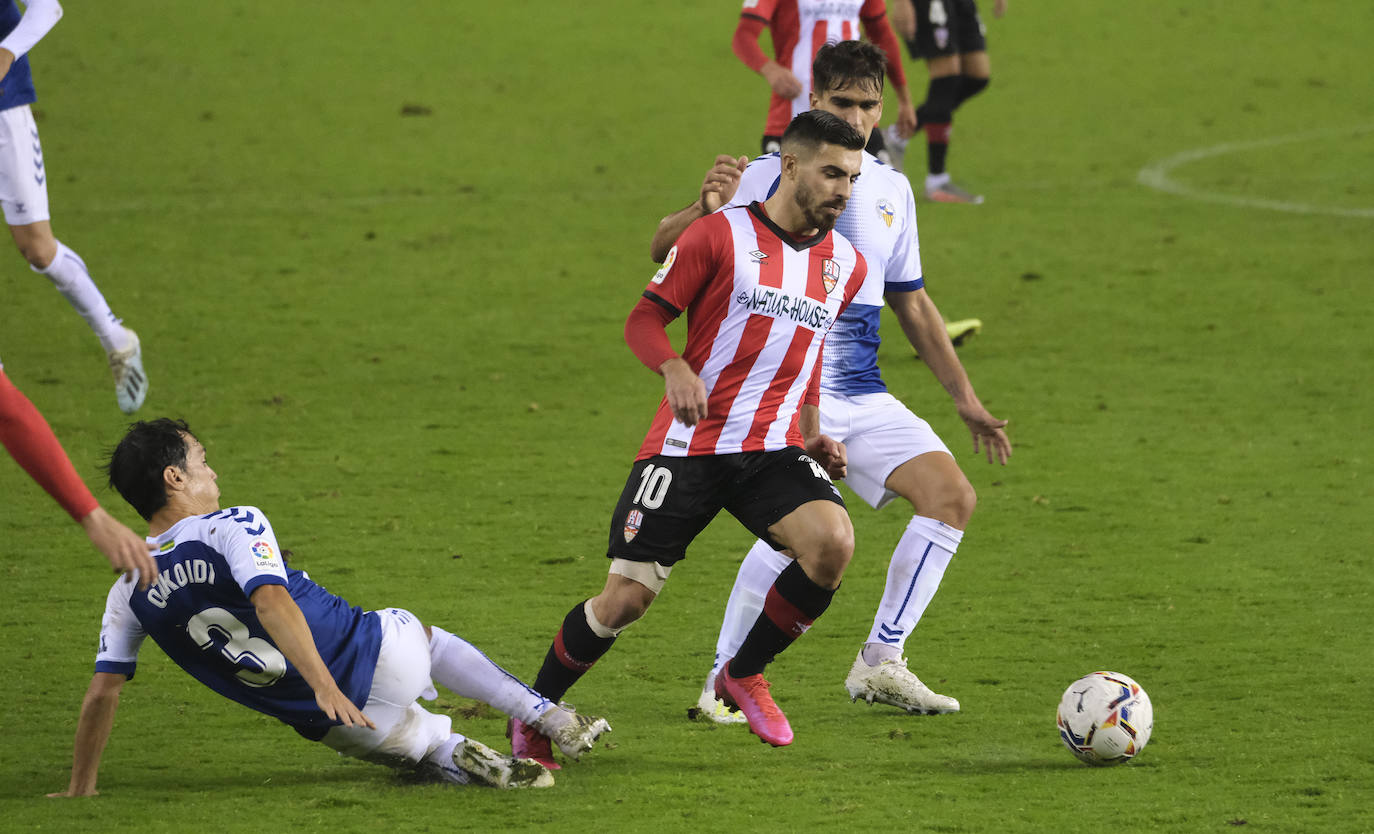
[1056,671,1154,766]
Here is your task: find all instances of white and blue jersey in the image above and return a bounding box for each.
[0,1,41,111]
[95,506,382,741]
[724,151,923,395]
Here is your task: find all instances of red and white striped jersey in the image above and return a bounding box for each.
[637,202,867,460]
[744,0,887,136]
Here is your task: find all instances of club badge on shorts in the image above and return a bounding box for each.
[623,509,644,543]
[822,259,839,294]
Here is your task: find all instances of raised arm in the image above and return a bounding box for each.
[48,671,126,798]
[250,584,374,729]
[886,288,1011,464]
[650,155,747,263]
[0,370,157,586]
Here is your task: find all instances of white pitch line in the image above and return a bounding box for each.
[1137,125,1374,219]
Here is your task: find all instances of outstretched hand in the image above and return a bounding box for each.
[958,402,1011,465]
[701,155,747,214]
[81,507,158,589]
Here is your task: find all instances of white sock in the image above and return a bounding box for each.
[706,539,791,691]
[429,626,552,725]
[422,733,471,784]
[864,516,962,661]
[925,172,952,191]
[35,241,129,353]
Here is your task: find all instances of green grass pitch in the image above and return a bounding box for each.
[2,1,1372,831]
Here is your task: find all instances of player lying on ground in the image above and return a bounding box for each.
[512,110,867,760]
[0,364,156,584]
[49,419,609,796]
[650,41,1010,723]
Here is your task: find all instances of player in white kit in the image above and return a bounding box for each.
[48,419,610,796]
[651,41,1011,720]
[0,0,147,413]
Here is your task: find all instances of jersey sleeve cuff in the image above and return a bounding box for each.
[241,573,289,598]
[95,660,137,679]
[885,277,925,293]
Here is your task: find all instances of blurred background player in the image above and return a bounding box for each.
[0,0,147,412]
[0,362,156,583]
[882,0,1006,203]
[733,0,917,157]
[650,42,1010,722]
[49,419,610,796]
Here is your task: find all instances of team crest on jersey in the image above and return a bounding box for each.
[876,198,895,228]
[821,259,840,294]
[651,246,677,284]
[623,509,644,543]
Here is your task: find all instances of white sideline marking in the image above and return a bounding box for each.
[1137,125,1374,219]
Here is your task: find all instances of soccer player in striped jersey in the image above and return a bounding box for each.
[512,111,868,757]
[49,419,609,795]
[651,41,1010,722]
[734,0,917,154]
[0,363,156,583]
[0,0,147,413]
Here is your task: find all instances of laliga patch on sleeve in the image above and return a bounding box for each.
[251,540,283,570]
[651,246,677,284]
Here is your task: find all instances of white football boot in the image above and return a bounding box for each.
[693,686,749,725]
[455,737,554,789]
[107,329,148,414]
[844,650,960,714]
[533,704,611,760]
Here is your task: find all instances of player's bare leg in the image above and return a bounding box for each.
[845,452,973,713]
[715,501,853,746]
[12,221,147,412]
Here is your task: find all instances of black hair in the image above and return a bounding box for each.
[105,418,194,521]
[780,109,867,156]
[812,40,887,97]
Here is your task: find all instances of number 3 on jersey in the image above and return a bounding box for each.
[632,464,673,510]
[188,607,287,687]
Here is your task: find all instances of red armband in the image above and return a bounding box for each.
[0,370,99,521]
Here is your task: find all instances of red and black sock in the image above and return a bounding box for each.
[532,601,618,702]
[728,561,836,678]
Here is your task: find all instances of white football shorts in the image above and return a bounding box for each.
[820,391,952,510]
[0,105,50,226]
[320,607,451,763]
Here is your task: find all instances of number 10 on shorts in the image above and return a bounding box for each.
[633,464,673,509]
